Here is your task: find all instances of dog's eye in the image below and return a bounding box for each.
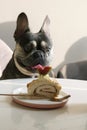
[31,41,37,48]
[41,41,46,48]
[41,41,50,51]
[25,41,37,53]
[41,41,48,51]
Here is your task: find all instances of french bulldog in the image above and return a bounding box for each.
[0,12,53,79]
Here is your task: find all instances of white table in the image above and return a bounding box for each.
[0,78,87,130]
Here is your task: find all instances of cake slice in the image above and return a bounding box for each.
[27,65,61,98]
[27,76,61,98]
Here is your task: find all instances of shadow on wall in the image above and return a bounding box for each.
[0,21,16,51]
[54,37,87,76]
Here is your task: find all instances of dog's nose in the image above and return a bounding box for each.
[33,52,43,59]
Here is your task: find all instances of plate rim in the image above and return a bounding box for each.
[12,87,69,109]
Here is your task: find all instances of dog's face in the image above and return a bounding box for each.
[13,13,53,76]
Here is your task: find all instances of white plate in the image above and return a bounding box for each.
[12,87,69,109]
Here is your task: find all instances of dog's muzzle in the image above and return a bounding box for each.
[32,51,44,59]
[17,50,49,68]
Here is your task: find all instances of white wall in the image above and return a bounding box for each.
[0,0,87,68]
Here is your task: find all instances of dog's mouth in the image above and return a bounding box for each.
[16,56,47,72]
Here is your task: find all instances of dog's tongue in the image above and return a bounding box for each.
[32,64,52,75]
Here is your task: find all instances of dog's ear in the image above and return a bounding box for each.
[40,15,50,37]
[14,12,30,40]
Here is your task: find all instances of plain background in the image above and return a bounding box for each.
[0,0,87,69]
